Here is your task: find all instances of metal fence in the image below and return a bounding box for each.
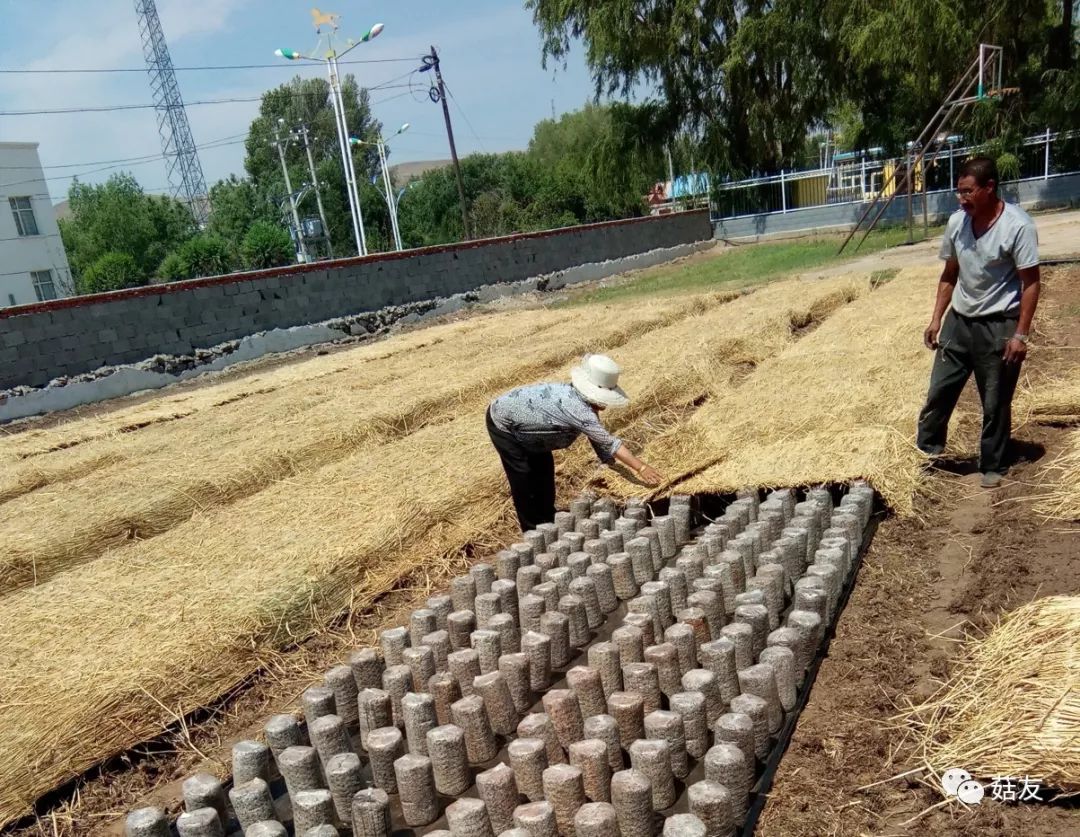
[712,129,1080,220]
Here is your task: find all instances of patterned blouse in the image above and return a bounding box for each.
[489,382,623,462]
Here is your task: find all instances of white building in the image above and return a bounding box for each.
[0,142,75,308]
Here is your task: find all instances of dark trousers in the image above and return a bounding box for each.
[487,408,556,534]
[917,310,1021,474]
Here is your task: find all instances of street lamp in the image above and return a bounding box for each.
[350,122,409,251]
[275,20,384,257]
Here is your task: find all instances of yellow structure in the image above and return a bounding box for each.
[882,158,924,197]
[793,174,829,208]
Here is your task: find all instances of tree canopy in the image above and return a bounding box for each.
[59,173,195,293]
[236,74,386,257]
[527,0,1079,174]
[397,102,668,247]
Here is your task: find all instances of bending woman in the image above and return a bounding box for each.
[486,353,663,533]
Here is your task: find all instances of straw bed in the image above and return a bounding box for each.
[0,297,714,593]
[0,273,873,827]
[901,595,1080,790]
[624,268,951,516]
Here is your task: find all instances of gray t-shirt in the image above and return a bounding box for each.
[489,382,623,462]
[939,202,1039,317]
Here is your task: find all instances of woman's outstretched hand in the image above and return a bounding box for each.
[637,464,663,486]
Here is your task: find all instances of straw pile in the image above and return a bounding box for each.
[902,595,1080,791]
[1018,377,1080,426]
[0,273,869,826]
[1034,427,1080,520]
[607,267,946,516]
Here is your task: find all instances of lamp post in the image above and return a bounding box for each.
[276,20,384,257]
[351,122,409,251]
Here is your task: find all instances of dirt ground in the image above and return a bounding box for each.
[5,245,1078,837]
[757,264,1080,837]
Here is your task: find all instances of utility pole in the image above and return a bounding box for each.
[273,121,308,263]
[422,46,470,240]
[298,123,333,258]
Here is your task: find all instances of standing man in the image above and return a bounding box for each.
[917,156,1040,487]
[487,353,663,533]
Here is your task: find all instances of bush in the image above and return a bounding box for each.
[241,221,294,269]
[156,252,188,282]
[995,152,1021,183]
[78,251,143,294]
[176,235,233,279]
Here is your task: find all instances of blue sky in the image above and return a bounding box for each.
[0,0,603,204]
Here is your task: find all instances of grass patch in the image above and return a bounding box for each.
[870,267,902,288]
[564,222,944,305]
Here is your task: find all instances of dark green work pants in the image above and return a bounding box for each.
[916,309,1021,474]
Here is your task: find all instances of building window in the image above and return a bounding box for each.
[9,196,39,236]
[31,270,57,301]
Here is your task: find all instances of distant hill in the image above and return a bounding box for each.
[53,199,72,222]
[389,159,451,189]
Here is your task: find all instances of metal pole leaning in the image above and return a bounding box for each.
[300,124,333,258]
[274,124,308,263]
[838,52,983,255]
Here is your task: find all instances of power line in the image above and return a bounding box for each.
[0,69,420,172]
[0,57,421,75]
[0,231,63,244]
[442,82,487,153]
[0,133,249,171]
[0,136,250,188]
[0,84,424,201]
[21,140,249,185]
[0,83,418,116]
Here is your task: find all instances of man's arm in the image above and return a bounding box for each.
[925,258,959,349]
[1004,265,1040,363]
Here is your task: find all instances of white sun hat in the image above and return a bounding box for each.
[570,353,630,408]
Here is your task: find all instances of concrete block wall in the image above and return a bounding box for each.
[0,211,712,390]
[713,172,1080,241]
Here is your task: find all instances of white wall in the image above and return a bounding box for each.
[0,142,75,308]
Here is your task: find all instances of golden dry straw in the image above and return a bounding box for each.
[0,296,713,593]
[604,268,949,517]
[0,266,932,827]
[900,595,1080,791]
[1033,427,1080,520]
[1018,376,1080,427]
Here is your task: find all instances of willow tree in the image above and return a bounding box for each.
[527,0,832,175]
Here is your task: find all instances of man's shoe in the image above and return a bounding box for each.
[980,471,1005,488]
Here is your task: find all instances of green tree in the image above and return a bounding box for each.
[243,75,383,255]
[527,0,830,174]
[206,175,277,258]
[241,221,295,269]
[59,173,195,288]
[529,102,662,219]
[78,252,141,295]
[529,0,1075,176]
[398,103,667,248]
